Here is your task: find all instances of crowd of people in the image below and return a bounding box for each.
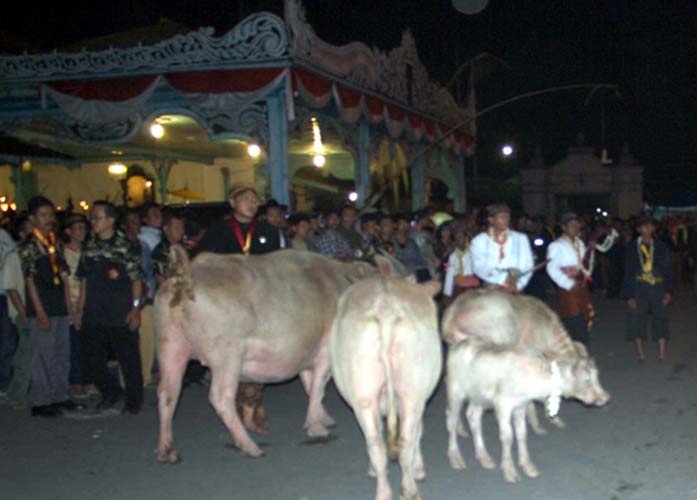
[0,184,695,421]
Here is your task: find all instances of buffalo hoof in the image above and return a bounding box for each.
[530,424,547,436]
[376,490,392,500]
[155,447,182,464]
[549,416,565,428]
[401,489,421,500]
[502,463,520,483]
[448,451,466,470]
[520,461,540,478]
[476,452,495,470]
[305,423,330,438]
[240,444,265,458]
[319,413,336,428]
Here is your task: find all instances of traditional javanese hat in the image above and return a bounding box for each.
[636,213,657,227]
[452,222,470,237]
[486,203,511,218]
[62,212,88,229]
[228,182,256,199]
[560,212,579,225]
[287,213,310,226]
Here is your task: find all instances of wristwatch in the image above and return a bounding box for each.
[132,297,143,309]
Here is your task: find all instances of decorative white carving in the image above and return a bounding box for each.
[62,115,142,144]
[286,0,377,87]
[193,102,269,147]
[285,0,469,127]
[0,13,288,81]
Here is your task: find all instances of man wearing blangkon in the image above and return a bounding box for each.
[196,183,280,433]
[470,203,534,293]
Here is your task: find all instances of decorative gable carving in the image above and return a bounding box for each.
[285,0,468,126]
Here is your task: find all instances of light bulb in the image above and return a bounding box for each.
[247,144,261,158]
[150,123,164,139]
[313,154,326,167]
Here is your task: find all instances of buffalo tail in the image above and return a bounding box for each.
[168,245,194,307]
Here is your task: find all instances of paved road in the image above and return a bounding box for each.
[2,290,697,500]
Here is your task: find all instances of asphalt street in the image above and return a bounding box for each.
[1,289,696,500]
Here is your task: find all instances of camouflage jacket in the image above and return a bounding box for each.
[17,232,68,317]
[18,233,68,282]
[76,231,145,284]
[76,231,144,326]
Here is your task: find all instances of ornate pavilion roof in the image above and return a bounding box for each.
[0,0,473,155]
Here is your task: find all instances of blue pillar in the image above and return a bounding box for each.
[356,120,370,208]
[152,158,174,205]
[267,90,290,208]
[411,143,425,211]
[10,163,25,210]
[454,154,466,212]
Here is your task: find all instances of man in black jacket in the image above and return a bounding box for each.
[623,215,673,362]
[196,184,280,256]
[78,200,146,414]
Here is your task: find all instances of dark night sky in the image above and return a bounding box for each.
[2,1,696,203]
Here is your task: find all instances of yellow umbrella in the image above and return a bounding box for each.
[168,187,205,201]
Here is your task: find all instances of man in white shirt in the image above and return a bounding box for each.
[137,203,163,252]
[0,227,18,396]
[470,204,534,292]
[546,212,594,347]
[3,225,30,407]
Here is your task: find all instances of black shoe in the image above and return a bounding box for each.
[53,400,84,411]
[121,403,141,415]
[31,405,62,417]
[96,396,120,412]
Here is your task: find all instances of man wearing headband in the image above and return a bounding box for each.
[546,212,594,348]
[470,203,534,292]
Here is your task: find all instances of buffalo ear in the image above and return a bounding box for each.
[374,249,410,277]
[572,341,589,359]
[373,254,394,277]
[419,280,442,297]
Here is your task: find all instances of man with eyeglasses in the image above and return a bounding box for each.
[76,201,145,414]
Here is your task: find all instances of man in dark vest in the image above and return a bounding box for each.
[623,215,673,362]
[196,182,280,433]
